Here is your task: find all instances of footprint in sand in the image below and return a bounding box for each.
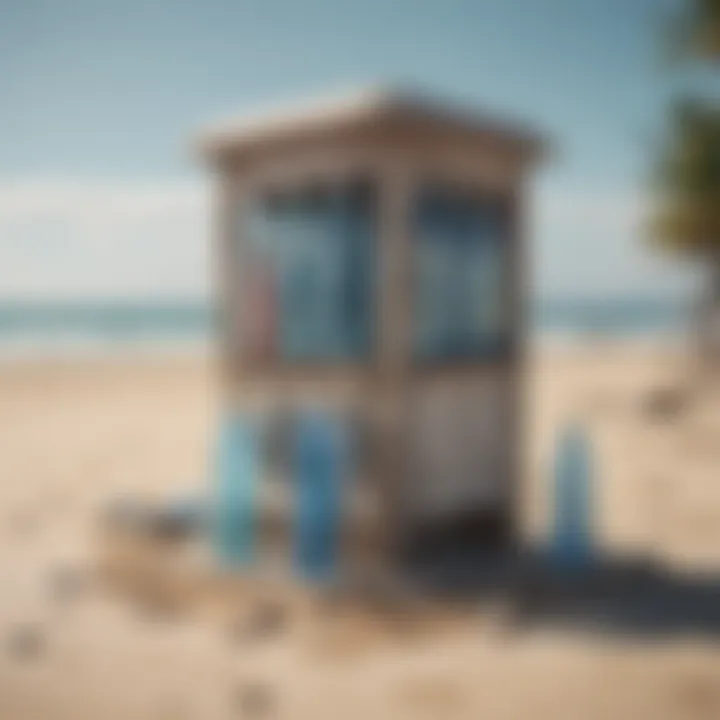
[6,623,46,662]
[232,681,275,718]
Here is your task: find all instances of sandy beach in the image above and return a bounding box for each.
[2,346,720,719]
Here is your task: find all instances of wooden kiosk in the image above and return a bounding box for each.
[199,87,544,582]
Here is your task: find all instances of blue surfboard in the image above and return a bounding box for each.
[292,412,347,582]
[550,423,594,569]
[212,412,260,568]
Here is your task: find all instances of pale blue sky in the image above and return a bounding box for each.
[0,0,706,300]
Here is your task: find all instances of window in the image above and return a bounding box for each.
[240,181,374,364]
[413,187,511,362]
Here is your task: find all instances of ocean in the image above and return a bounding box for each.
[0,301,212,358]
[0,298,689,358]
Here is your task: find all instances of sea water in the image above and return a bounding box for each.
[0,297,686,358]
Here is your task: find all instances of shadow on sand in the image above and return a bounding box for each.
[405,547,720,640]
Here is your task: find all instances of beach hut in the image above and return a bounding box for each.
[198,87,544,582]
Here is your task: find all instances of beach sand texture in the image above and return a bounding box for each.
[2,347,720,719]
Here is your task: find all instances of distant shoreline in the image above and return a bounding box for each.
[0,297,689,359]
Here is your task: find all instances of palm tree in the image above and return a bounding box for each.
[651,1,720,364]
[670,0,720,60]
[650,98,720,360]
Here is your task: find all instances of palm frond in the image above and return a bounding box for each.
[649,97,720,257]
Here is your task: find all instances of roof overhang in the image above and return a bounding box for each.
[196,86,548,168]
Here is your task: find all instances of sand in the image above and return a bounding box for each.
[2,346,720,720]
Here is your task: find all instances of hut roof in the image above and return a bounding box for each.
[197,85,546,163]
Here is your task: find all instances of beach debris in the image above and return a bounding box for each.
[232,681,274,718]
[228,601,287,645]
[159,496,208,538]
[48,564,90,605]
[102,495,206,543]
[6,624,45,661]
[132,590,186,625]
[642,386,687,420]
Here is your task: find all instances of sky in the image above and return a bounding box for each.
[0,0,709,301]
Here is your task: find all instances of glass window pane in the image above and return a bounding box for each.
[413,187,510,361]
[240,182,374,364]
